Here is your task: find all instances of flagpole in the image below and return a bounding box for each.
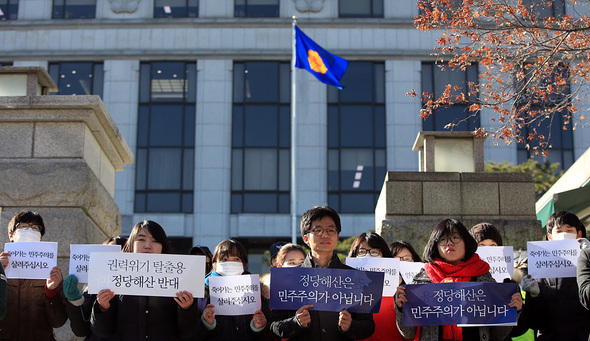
[290,16,298,244]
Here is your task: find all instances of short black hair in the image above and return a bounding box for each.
[348,232,393,258]
[123,220,173,254]
[547,211,586,237]
[470,222,503,246]
[389,241,422,262]
[212,239,249,270]
[8,211,45,237]
[300,206,341,238]
[423,219,478,264]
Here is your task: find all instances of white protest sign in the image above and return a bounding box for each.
[69,244,122,283]
[88,252,206,298]
[476,246,514,283]
[209,274,261,316]
[527,239,580,278]
[346,257,399,296]
[3,242,58,279]
[400,261,425,284]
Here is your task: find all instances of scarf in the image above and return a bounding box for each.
[424,254,490,341]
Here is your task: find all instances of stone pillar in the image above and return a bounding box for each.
[375,171,542,253]
[0,66,133,255]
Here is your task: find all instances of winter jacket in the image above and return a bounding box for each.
[0,278,67,341]
[395,268,515,341]
[270,253,376,340]
[65,290,114,341]
[0,266,6,321]
[91,294,200,341]
[198,271,271,341]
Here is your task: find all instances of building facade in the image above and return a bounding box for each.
[2,0,589,273]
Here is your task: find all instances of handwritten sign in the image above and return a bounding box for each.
[69,244,121,283]
[209,274,261,316]
[527,239,579,278]
[88,252,206,298]
[476,246,514,283]
[403,282,518,326]
[400,261,425,284]
[346,257,399,296]
[269,267,384,313]
[3,242,58,279]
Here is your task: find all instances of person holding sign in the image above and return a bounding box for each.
[523,211,590,341]
[90,220,200,340]
[199,239,270,341]
[270,206,375,341]
[348,233,411,341]
[0,210,67,340]
[395,218,522,341]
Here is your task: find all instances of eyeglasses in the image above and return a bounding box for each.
[309,228,338,237]
[437,235,462,246]
[15,223,41,232]
[397,256,413,262]
[357,248,381,257]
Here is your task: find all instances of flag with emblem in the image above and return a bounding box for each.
[294,25,349,89]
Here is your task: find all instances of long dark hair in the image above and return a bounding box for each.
[423,219,478,264]
[123,220,173,254]
[348,232,393,258]
[212,239,249,270]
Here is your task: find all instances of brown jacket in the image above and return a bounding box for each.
[0,279,67,340]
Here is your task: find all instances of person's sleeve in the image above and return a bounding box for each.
[90,297,117,337]
[65,291,93,337]
[0,266,6,321]
[270,309,303,338]
[524,277,551,331]
[578,248,590,310]
[177,299,201,338]
[45,282,68,328]
[395,300,417,339]
[342,311,375,339]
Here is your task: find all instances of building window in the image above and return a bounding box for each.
[53,0,96,19]
[522,0,565,18]
[328,62,386,213]
[232,61,290,213]
[135,62,196,213]
[421,62,480,131]
[0,0,18,20]
[516,64,573,170]
[154,0,198,18]
[339,0,383,18]
[235,0,279,18]
[48,62,103,96]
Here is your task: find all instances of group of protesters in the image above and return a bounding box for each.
[0,206,588,341]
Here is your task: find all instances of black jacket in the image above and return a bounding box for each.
[91,294,200,341]
[0,266,5,321]
[65,290,114,341]
[527,256,590,341]
[270,253,375,340]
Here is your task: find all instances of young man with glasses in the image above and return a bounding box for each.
[0,211,67,340]
[270,206,375,340]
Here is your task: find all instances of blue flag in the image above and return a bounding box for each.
[295,25,349,89]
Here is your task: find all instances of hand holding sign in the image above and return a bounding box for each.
[97,289,116,310]
[203,304,215,325]
[47,266,63,291]
[395,286,407,308]
[253,310,266,329]
[296,305,313,327]
[174,291,194,310]
[338,310,352,332]
[0,252,9,270]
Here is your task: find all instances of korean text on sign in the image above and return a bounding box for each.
[69,244,121,283]
[346,257,400,296]
[88,252,206,298]
[403,282,518,326]
[527,239,580,278]
[209,274,261,316]
[269,267,383,313]
[4,242,58,279]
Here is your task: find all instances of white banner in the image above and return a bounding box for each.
[476,246,514,283]
[400,261,425,284]
[209,274,261,316]
[69,244,122,283]
[528,239,580,278]
[346,257,399,297]
[88,252,206,298]
[3,242,58,279]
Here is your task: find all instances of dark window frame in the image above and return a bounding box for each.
[339,0,384,18]
[154,0,199,18]
[327,61,386,214]
[231,61,290,214]
[0,0,18,20]
[48,62,104,97]
[135,61,196,213]
[52,0,96,19]
[234,0,279,18]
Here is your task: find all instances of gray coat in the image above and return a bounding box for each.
[395,268,515,341]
